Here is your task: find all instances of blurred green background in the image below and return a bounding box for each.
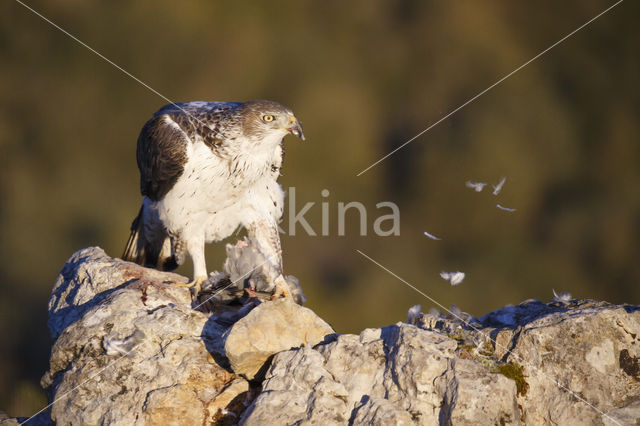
[1,0,638,417]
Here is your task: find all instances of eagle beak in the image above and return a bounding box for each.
[287,116,305,141]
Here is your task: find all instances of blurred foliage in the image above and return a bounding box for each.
[1,0,638,417]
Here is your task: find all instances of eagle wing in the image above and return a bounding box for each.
[137,115,189,201]
[138,102,243,201]
[138,102,240,200]
[153,101,240,117]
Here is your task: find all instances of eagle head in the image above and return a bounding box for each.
[239,100,305,143]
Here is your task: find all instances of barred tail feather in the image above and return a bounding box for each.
[122,206,146,264]
[121,203,179,271]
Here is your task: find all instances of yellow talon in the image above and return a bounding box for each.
[172,275,208,295]
[270,275,293,301]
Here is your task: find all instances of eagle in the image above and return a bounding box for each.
[121,100,305,298]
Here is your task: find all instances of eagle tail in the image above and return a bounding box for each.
[121,204,179,271]
[122,205,146,265]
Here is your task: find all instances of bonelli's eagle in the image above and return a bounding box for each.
[122,100,305,297]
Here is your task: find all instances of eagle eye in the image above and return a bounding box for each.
[262,114,275,123]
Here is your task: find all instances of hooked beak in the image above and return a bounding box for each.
[287,115,305,141]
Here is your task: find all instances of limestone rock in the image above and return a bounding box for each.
[47,246,188,340]
[351,397,415,425]
[38,247,327,425]
[242,324,520,425]
[241,345,350,425]
[243,299,640,425]
[41,247,250,425]
[36,247,640,425]
[475,299,640,425]
[439,358,519,425]
[0,412,20,426]
[223,298,334,380]
[0,410,49,425]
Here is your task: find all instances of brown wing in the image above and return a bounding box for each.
[137,115,188,201]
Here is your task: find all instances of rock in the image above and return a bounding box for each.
[241,324,520,425]
[36,247,640,425]
[46,246,188,340]
[604,398,640,426]
[0,411,20,426]
[0,410,50,425]
[242,299,640,425]
[351,397,415,425]
[223,299,334,380]
[40,247,261,425]
[475,299,640,425]
[240,345,350,425]
[439,359,520,425]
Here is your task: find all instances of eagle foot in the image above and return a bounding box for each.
[270,274,293,301]
[172,275,208,295]
[244,279,257,299]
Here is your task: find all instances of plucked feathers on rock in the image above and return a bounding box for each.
[198,238,306,308]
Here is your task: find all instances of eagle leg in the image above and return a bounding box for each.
[270,274,293,301]
[245,221,293,301]
[172,275,208,295]
[171,236,208,295]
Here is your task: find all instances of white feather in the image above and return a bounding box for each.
[103,329,145,357]
[492,176,506,195]
[496,204,516,212]
[440,271,465,286]
[552,289,572,303]
[424,231,441,240]
[465,181,487,192]
[407,305,422,324]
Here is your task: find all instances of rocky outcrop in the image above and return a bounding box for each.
[244,299,640,425]
[242,325,519,425]
[42,248,240,425]
[38,247,330,425]
[27,247,640,424]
